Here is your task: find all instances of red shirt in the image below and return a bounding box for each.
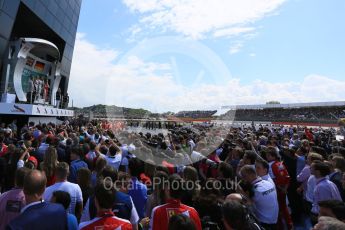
[271,161,290,187]
[150,199,202,230]
[79,211,132,230]
[0,144,8,157]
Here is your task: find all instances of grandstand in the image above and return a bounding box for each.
[221,101,345,125]
[174,110,217,119]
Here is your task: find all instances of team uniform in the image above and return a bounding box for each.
[251,178,279,227]
[269,160,293,229]
[150,199,202,230]
[79,211,132,230]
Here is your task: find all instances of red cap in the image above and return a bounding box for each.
[28,156,38,168]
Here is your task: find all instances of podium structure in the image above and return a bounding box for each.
[0,0,81,125]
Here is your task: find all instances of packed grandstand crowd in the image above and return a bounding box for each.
[73,105,345,126]
[222,106,345,124]
[1,118,345,230]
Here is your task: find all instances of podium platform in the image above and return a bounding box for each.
[0,102,74,117]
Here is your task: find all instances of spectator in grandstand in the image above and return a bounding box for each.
[79,181,132,230]
[239,165,278,229]
[68,146,88,183]
[7,170,67,230]
[43,162,83,219]
[310,161,342,218]
[0,167,29,229]
[50,191,78,230]
[150,174,202,230]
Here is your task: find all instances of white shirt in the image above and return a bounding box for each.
[268,161,275,179]
[191,151,204,162]
[261,174,275,186]
[251,178,279,224]
[43,181,83,214]
[106,154,122,170]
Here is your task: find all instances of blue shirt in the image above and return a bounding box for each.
[312,177,342,214]
[67,213,78,230]
[68,159,88,183]
[128,177,147,219]
[296,155,306,176]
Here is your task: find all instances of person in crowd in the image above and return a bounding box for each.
[7,170,67,230]
[328,156,345,200]
[79,181,132,230]
[310,161,342,221]
[150,174,202,230]
[0,167,29,230]
[168,214,196,230]
[146,170,169,216]
[255,158,274,184]
[77,167,92,207]
[318,200,345,222]
[43,162,83,220]
[106,144,122,170]
[313,216,345,230]
[222,200,262,230]
[128,157,148,220]
[91,156,107,187]
[81,165,139,229]
[266,146,293,230]
[239,165,279,229]
[181,166,201,206]
[68,146,88,183]
[55,88,61,108]
[40,146,58,186]
[51,191,78,230]
[36,135,54,161]
[194,178,224,229]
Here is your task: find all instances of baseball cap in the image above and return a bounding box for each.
[28,156,38,168]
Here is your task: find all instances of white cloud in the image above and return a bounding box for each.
[229,42,243,54]
[213,27,256,38]
[249,53,256,57]
[122,0,286,39]
[69,34,345,112]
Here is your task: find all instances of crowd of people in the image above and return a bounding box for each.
[222,106,345,123]
[174,110,218,119]
[0,118,345,230]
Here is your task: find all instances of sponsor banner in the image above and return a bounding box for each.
[0,103,74,117]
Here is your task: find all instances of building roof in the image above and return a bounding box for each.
[221,101,345,110]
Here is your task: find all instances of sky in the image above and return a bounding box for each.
[68,0,345,112]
